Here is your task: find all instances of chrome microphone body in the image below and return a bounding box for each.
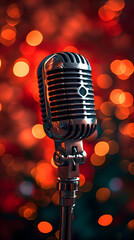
[37,52,97,240]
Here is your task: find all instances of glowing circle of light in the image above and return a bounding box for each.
[63,46,79,53]
[109,177,123,191]
[91,153,106,166]
[7,4,21,18]
[127,219,134,230]
[97,74,113,89]
[79,174,85,187]
[107,0,125,12]
[96,188,111,202]
[110,89,124,104]
[19,181,34,196]
[121,92,133,107]
[98,214,113,226]
[32,124,46,139]
[37,221,53,234]
[94,141,109,156]
[98,5,116,22]
[26,30,43,46]
[13,59,29,77]
[128,162,134,175]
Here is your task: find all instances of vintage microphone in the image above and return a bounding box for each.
[37,52,97,240]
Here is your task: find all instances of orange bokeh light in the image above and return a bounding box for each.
[115,106,130,120]
[18,128,37,148]
[91,153,106,166]
[79,174,85,187]
[1,25,16,41]
[37,221,53,234]
[52,191,59,205]
[7,4,21,19]
[110,89,125,104]
[96,188,111,202]
[127,219,134,230]
[108,140,119,155]
[128,162,134,175]
[26,30,43,46]
[98,5,115,22]
[95,141,109,156]
[55,229,60,239]
[63,46,79,53]
[107,0,125,12]
[98,214,113,226]
[110,59,133,79]
[100,101,114,116]
[97,74,113,89]
[32,124,46,139]
[34,162,55,189]
[13,58,29,77]
[121,92,133,107]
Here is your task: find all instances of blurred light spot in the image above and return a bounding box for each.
[96,188,111,202]
[124,123,134,138]
[101,118,116,132]
[107,0,125,12]
[63,46,79,53]
[121,59,134,76]
[0,102,2,111]
[19,181,34,196]
[32,124,46,139]
[51,157,58,168]
[97,74,113,89]
[128,162,134,175]
[115,106,130,120]
[18,128,37,148]
[94,96,103,110]
[19,202,37,220]
[121,92,133,107]
[1,24,16,40]
[110,89,125,104]
[127,219,134,230]
[1,153,14,166]
[109,177,123,191]
[79,174,85,187]
[33,162,56,189]
[80,180,93,192]
[100,101,114,116]
[38,221,53,234]
[13,59,29,77]
[0,143,5,156]
[20,41,35,55]
[120,159,129,172]
[91,153,106,166]
[98,214,113,226]
[7,4,21,18]
[98,5,115,21]
[0,59,1,68]
[52,191,59,206]
[108,140,119,155]
[26,30,43,46]
[95,141,109,156]
[110,59,133,79]
[6,16,20,26]
[55,230,60,239]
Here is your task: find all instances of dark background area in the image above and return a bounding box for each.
[0,0,134,239]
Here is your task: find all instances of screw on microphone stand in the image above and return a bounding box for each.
[53,141,86,240]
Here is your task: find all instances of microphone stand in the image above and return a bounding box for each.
[54,141,86,240]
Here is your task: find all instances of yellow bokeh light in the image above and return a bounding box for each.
[95,141,109,156]
[37,221,53,234]
[26,30,43,46]
[32,124,46,139]
[13,59,29,77]
[98,214,113,226]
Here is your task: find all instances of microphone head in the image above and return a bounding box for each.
[37,52,97,141]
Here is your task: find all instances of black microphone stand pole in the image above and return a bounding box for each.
[54,141,86,240]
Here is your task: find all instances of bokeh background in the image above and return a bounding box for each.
[0,0,134,239]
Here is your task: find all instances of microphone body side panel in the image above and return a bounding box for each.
[37,52,97,141]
